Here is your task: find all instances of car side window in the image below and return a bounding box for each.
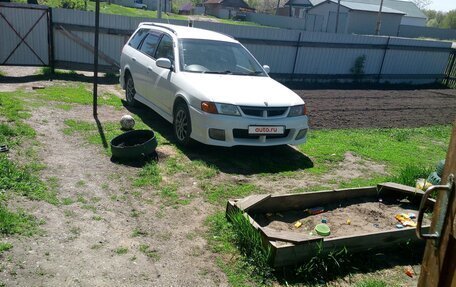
[128,29,148,49]
[139,33,161,58]
[155,34,174,62]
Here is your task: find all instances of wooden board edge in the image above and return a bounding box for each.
[235,194,271,212]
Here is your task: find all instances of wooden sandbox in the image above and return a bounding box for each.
[226,183,434,267]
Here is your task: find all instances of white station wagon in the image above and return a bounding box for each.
[120,23,309,147]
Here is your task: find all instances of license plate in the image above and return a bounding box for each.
[248,126,284,135]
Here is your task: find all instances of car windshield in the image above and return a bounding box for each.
[179,39,266,76]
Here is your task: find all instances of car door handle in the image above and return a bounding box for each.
[147,67,153,72]
[131,57,137,62]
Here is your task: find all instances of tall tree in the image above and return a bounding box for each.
[442,10,456,29]
[411,0,432,9]
[424,9,445,27]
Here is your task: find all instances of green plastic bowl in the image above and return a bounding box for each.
[315,223,331,236]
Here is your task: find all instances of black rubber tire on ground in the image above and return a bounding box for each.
[125,74,137,107]
[173,102,192,146]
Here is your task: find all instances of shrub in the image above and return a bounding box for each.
[390,164,433,187]
[61,0,85,9]
[351,55,366,81]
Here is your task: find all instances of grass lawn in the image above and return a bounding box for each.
[86,2,187,20]
[0,93,56,240]
[0,81,452,286]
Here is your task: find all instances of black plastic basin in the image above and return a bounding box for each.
[110,130,157,160]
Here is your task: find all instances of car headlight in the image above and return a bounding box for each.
[201,102,241,116]
[288,105,306,117]
[215,103,241,116]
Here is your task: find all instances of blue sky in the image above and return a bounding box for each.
[427,0,455,12]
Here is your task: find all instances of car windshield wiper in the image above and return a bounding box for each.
[247,71,264,75]
[203,71,232,74]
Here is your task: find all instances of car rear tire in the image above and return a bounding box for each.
[173,102,192,146]
[125,74,137,107]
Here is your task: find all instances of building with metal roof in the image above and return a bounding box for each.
[284,0,426,26]
[338,0,427,25]
[308,0,405,35]
[203,0,253,19]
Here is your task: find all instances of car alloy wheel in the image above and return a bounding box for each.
[174,103,191,145]
[126,76,137,106]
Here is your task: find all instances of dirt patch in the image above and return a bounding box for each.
[250,152,387,194]
[256,197,430,239]
[297,89,456,129]
[1,99,226,286]
[323,152,386,182]
[187,15,220,22]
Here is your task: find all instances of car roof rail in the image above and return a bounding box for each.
[139,22,177,34]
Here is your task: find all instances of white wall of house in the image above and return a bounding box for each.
[309,2,402,36]
[347,10,402,36]
[401,16,426,27]
[308,2,349,32]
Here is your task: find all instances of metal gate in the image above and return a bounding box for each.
[0,3,51,66]
[444,49,456,89]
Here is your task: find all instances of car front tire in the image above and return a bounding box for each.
[173,102,192,146]
[125,74,137,107]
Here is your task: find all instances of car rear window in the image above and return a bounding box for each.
[139,33,161,58]
[128,29,148,49]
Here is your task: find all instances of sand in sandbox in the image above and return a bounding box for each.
[254,197,432,239]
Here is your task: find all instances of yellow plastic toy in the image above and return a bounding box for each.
[395,213,416,227]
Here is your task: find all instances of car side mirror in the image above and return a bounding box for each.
[156,58,172,69]
[263,65,270,74]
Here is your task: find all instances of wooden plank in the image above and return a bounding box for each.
[377,182,435,207]
[248,187,378,213]
[260,227,321,244]
[235,194,271,211]
[273,226,429,267]
[378,182,420,194]
[419,119,456,287]
[225,200,262,230]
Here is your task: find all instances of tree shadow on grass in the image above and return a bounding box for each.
[0,72,118,85]
[124,102,314,175]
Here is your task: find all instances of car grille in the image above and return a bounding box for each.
[233,129,290,139]
[239,106,288,118]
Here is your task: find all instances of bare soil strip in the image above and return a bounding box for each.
[298,89,456,129]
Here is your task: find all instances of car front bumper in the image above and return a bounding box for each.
[188,106,309,147]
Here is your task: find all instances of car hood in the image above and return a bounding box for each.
[180,73,304,107]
